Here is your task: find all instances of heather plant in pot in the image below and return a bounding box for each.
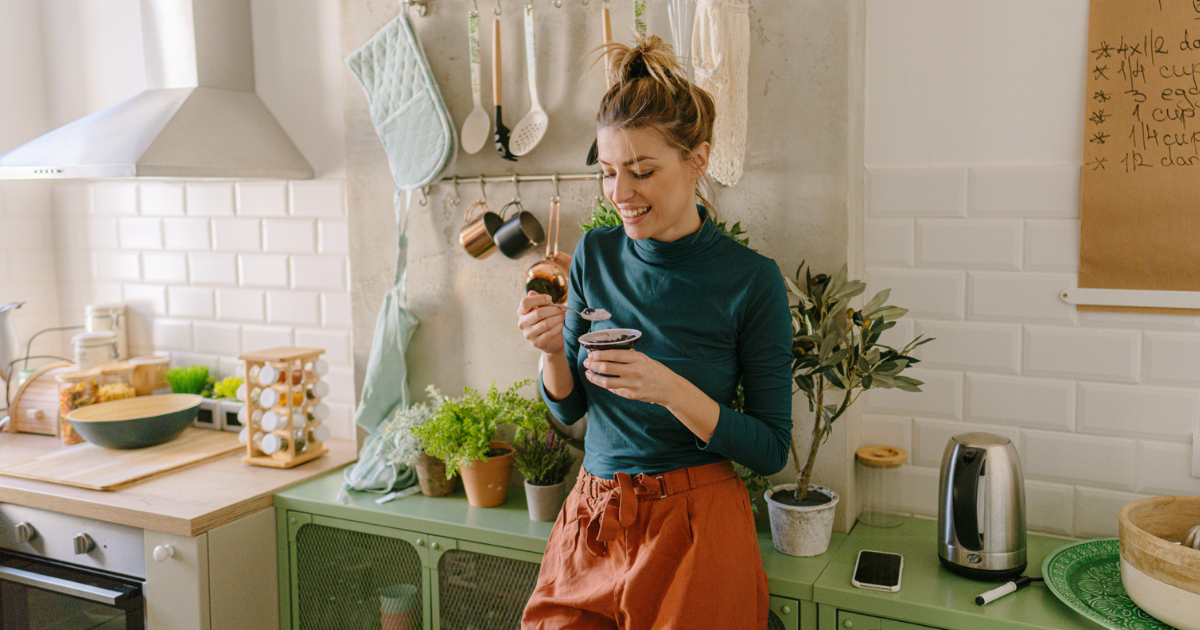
[764,263,930,556]
[379,385,458,497]
[412,379,547,507]
[513,424,578,521]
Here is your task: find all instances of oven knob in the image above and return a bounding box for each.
[15,522,38,543]
[73,533,95,555]
[153,544,175,562]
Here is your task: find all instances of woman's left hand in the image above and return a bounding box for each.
[583,350,681,406]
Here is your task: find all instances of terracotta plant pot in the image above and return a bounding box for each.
[413,453,458,497]
[459,441,516,508]
[764,483,840,557]
[524,479,567,522]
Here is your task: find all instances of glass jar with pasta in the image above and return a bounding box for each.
[56,369,101,445]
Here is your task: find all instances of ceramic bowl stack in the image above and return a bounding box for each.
[1118,495,1200,630]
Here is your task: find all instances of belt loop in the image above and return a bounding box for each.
[687,465,699,492]
[653,475,668,498]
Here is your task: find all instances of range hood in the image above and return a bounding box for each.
[0,0,312,180]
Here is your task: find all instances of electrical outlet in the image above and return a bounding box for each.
[1193,433,1200,478]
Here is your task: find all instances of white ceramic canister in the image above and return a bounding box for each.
[85,303,128,360]
[72,331,118,370]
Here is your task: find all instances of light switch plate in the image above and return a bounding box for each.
[1193,433,1200,478]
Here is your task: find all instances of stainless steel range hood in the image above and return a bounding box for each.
[0,0,312,180]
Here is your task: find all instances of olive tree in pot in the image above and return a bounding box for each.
[412,380,547,508]
[765,263,930,556]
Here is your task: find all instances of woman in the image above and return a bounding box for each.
[516,36,792,630]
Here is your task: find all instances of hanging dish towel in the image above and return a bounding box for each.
[693,0,749,186]
[339,12,456,501]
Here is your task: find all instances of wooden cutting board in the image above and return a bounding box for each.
[0,428,243,491]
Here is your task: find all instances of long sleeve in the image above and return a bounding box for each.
[539,234,591,425]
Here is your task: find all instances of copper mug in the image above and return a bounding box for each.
[458,201,505,259]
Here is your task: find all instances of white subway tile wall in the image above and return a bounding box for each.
[863,164,1200,538]
[27,180,357,440]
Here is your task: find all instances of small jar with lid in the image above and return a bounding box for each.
[855,445,908,528]
[56,369,102,445]
[72,331,117,370]
[128,354,170,396]
[98,362,136,402]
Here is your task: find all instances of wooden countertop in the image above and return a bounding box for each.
[0,432,357,537]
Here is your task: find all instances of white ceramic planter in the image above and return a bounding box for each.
[764,483,840,557]
[524,479,567,522]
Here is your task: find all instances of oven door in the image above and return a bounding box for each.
[0,551,144,630]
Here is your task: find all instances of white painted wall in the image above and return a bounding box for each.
[861,0,1199,539]
[0,0,354,437]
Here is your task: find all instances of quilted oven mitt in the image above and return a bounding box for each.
[346,13,457,190]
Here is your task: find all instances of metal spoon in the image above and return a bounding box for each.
[548,303,611,321]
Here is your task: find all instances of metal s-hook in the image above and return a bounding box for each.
[552,172,561,201]
[418,185,430,206]
[402,0,429,17]
[511,174,521,203]
[494,0,502,15]
[477,175,488,203]
[451,176,462,205]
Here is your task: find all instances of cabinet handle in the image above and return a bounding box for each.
[415,538,425,547]
[153,545,175,562]
[431,541,441,550]
[780,605,792,615]
[844,620,854,629]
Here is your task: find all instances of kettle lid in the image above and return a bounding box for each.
[951,432,1011,447]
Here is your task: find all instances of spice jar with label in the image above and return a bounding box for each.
[56,369,102,445]
[71,331,117,370]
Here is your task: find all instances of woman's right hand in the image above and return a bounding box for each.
[517,291,566,355]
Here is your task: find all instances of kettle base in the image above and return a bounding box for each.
[938,555,1026,582]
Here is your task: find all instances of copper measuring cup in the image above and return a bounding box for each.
[525,195,570,303]
[459,200,505,259]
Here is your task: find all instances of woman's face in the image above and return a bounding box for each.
[597,126,709,242]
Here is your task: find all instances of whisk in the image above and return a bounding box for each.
[1184,524,1200,550]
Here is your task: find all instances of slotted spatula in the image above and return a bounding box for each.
[509,3,548,156]
[493,12,517,161]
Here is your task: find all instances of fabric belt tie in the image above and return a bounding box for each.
[580,460,736,557]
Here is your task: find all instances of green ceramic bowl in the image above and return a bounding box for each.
[66,394,202,449]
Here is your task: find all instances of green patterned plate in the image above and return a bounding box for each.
[1042,538,1172,630]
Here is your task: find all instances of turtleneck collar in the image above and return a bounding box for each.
[629,205,722,265]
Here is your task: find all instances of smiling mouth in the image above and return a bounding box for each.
[619,206,649,219]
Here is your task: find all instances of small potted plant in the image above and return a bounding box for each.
[412,379,546,508]
[764,263,931,556]
[513,424,578,521]
[379,385,458,497]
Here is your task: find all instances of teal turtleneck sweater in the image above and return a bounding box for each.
[542,208,793,479]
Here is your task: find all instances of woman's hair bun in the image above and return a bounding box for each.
[607,35,688,93]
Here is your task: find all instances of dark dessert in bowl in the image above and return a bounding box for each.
[578,328,642,352]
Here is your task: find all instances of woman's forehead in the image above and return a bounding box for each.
[596,126,673,164]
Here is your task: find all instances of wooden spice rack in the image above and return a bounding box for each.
[238,347,329,469]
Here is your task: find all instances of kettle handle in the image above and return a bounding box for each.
[952,448,985,551]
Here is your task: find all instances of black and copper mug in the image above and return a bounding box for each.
[494,201,545,259]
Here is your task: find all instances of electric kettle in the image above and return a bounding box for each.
[938,432,1027,581]
[0,301,23,382]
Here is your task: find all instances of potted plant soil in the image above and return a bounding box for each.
[413,380,547,508]
[765,263,931,556]
[379,386,458,497]
[513,425,578,521]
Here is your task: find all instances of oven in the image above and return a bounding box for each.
[0,503,145,630]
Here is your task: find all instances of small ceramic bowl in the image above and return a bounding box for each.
[66,393,202,449]
[578,328,642,352]
[1118,495,1200,630]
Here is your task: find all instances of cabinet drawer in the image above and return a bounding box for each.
[836,610,937,630]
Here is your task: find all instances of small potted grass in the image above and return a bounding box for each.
[513,424,577,521]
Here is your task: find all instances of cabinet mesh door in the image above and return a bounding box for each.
[767,609,786,630]
[295,523,423,630]
[438,549,540,630]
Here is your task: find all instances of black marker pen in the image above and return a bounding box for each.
[975,576,1042,606]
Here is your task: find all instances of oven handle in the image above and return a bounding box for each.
[0,565,139,606]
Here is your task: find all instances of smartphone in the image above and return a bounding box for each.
[851,549,904,592]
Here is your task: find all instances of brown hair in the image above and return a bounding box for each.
[594,36,718,219]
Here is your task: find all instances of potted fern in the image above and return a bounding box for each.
[412,380,547,507]
[379,385,458,497]
[764,263,930,556]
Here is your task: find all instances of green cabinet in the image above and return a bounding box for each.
[275,470,839,630]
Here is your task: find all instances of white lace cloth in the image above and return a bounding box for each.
[692,0,749,186]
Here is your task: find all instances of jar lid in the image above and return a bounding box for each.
[128,354,169,365]
[86,302,126,314]
[72,331,116,346]
[100,362,134,376]
[56,368,103,383]
[855,445,908,469]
